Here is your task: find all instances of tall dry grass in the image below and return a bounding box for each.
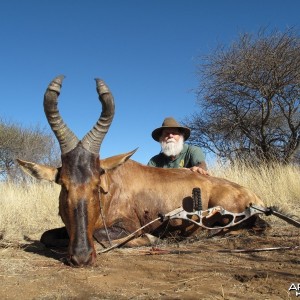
[0,162,299,241]
[0,182,63,241]
[212,162,300,214]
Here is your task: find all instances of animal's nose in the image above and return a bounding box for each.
[69,248,95,267]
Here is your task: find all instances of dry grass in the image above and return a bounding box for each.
[212,162,300,214]
[0,182,63,241]
[0,162,299,241]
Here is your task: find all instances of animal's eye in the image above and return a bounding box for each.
[56,177,63,185]
[55,168,62,184]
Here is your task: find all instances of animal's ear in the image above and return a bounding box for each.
[16,159,60,183]
[100,148,138,170]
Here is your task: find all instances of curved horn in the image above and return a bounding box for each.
[44,75,79,155]
[81,79,115,155]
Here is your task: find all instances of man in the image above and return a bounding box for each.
[148,117,209,175]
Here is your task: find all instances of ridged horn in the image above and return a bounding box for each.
[81,79,115,155]
[44,75,79,155]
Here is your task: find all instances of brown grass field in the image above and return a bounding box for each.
[0,163,299,299]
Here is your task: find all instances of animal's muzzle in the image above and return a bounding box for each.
[68,247,96,267]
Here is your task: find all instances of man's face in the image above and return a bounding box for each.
[159,128,184,157]
[160,128,182,143]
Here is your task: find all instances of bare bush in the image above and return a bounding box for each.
[186,28,300,164]
[0,118,60,182]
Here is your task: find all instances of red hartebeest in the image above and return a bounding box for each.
[17,76,265,267]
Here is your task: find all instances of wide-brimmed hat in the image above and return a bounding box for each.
[151,117,191,142]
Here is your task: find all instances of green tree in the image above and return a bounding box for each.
[186,28,300,164]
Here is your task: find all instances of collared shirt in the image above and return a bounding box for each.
[147,144,205,168]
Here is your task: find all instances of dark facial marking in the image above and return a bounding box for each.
[73,199,89,252]
[61,144,100,184]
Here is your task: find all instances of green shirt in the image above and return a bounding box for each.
[147,144,205,168]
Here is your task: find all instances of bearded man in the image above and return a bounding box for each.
[147,117,209,175]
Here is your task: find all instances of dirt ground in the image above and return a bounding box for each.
[0,223,299,300]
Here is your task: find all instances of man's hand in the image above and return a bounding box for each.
[190,166,210,176]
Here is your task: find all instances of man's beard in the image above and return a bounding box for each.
[160,136,184,157]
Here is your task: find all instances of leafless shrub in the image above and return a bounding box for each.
[0,118,60,182]
[186,28,300,164]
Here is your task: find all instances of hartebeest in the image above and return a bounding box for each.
[17,76,265,267]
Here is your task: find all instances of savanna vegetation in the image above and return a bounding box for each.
[0,118,60,182]
[186,28,300,164]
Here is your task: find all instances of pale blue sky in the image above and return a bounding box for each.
[0,0,299,165]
